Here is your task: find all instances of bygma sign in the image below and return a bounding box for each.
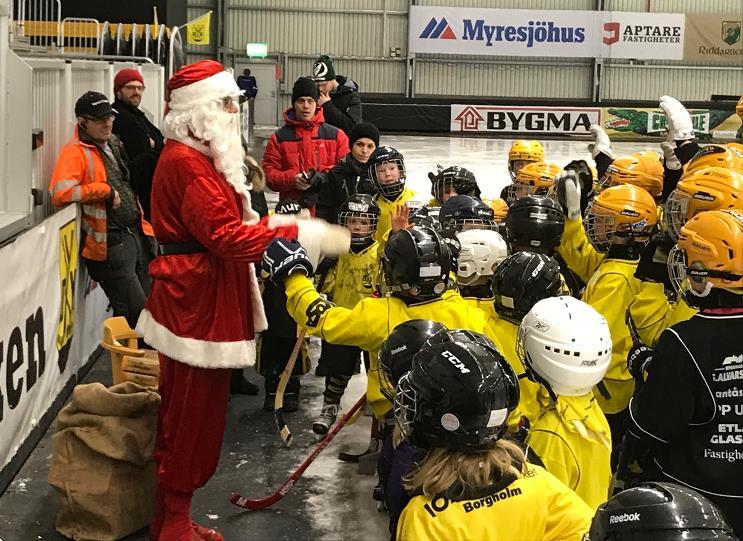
[452,105,600,134]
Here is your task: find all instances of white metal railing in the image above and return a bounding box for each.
[60,17,99,54]
[12,0,61,47]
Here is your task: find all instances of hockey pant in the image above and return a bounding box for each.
[318,341,367,404]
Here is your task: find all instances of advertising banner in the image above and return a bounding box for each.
[451,105,601,135]
[601,106,741,140]
[684,14,743,62]
[599,11,685,60]
[0,207,109,473]
[410,6,598,58]
[410,6,685,60]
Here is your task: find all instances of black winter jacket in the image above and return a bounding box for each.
[112,99,164,219]
[315,154,377,223]
[321,76,362,137]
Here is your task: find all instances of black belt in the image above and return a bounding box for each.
[158,241,208,256]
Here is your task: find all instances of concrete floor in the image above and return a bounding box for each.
[0,342,387,541]
[0,134,659,541]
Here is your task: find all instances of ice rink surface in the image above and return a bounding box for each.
[381,134,656,203]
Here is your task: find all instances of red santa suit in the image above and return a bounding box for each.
[136,60,348,541]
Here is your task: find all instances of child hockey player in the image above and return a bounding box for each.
[519,296,613,509]
[505,161,562,204]
[312,194,381,434]
[490,252,569,425]
[508,139,545,180]
[427,166,481,205]
[394,329,593,541]
[438,195,498,234]
[369,146,415,244]
[630,210,743,534]
[260,226,504,420]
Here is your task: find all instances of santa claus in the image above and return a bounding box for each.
[136,60,349,541]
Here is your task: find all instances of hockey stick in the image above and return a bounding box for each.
[231,394,366,510]
[274,272,329,446]
[338,416,379,463]
[274,328,306,446]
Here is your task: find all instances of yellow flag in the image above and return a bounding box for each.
[186,12,210,45]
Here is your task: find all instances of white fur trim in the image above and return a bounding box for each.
[168,70,242,111]
[297,219,327,269]
[136,309,257,368]
[166,133,212,156]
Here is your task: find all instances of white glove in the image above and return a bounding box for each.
[587,125,612,159]
[295,219,351,269]
[660,142,681,171]
[555,171,582,220]
[660,95,694,141]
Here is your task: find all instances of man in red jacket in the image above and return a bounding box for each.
[135,61,349,541]
[262,76,349,211]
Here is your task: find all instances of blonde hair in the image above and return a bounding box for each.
[404,440,526,499]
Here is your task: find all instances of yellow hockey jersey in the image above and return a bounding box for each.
[557,217,605,284]
[582,258,642,414]
[374,187,415,245]
[284,274,503,418]
[628,281,697,346]
[526,390,612,510]
[396,464,593,541]
[324,242,379,309]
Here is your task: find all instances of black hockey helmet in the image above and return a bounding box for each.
[368,145,406,201]
[382,227,451,303]
[439,195,496,234]
[504,195,565,255]
[275,199,303,215]
[394,329,519,450]
[378,320,447,401]
[429,166,481,203]
[409,205,442,231]
[338,193,381,247]
[491,252,566,323]
[587,482,737,541]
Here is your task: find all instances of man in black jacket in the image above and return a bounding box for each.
[312,54,362,137]
[315,121,379,223]
[112,68,164,220]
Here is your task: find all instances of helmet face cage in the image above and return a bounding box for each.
[584,201,616,252]
[393,372,417,439]
[667,245,690,300]
[338,207,380,246]
[662,189,691,240]
[433,177,455,203]
[370,158,406,200]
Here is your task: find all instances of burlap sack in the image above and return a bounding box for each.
[48,381,160,541]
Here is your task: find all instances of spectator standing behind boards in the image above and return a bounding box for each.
[262,76,349,212]
[236,68,258,100]
[111,69,164,221]
[50,91,155,329]
[312,54,362,137]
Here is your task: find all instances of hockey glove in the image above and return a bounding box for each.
[555,170,582,220]
[660,142,681,171]
[660,95,694,142]
[261,238,314,284]
[627,343,653,382]
[587,124,612,160]
[634,232,674,292]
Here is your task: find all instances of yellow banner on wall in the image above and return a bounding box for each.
[186,12,211,46]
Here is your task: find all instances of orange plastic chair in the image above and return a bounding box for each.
[101,317,160,390]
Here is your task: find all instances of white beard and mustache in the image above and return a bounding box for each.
[163,100,259,223]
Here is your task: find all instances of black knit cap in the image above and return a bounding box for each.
[292,76,319,103]
[350,122,380,147]
[312,54,336,82]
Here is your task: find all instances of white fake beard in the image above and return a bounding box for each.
[164,101,246,191]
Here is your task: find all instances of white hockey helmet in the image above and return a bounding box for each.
[455,229,509,286]
[516,296,612,396]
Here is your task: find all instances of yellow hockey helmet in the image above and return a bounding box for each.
[490,197,509,226]
[684,144,743,175]
[737,96,743,120]
[663,167,743,240]
[669,210,743,299]
[507,161,561,203]
[599,152,664,198]
[584,184,658,252]
[508,140,544,178]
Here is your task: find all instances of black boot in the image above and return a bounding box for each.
[230,368,259,395]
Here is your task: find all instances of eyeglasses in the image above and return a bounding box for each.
[122,84,145,92]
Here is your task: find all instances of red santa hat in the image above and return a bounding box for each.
[167,60,242,111]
